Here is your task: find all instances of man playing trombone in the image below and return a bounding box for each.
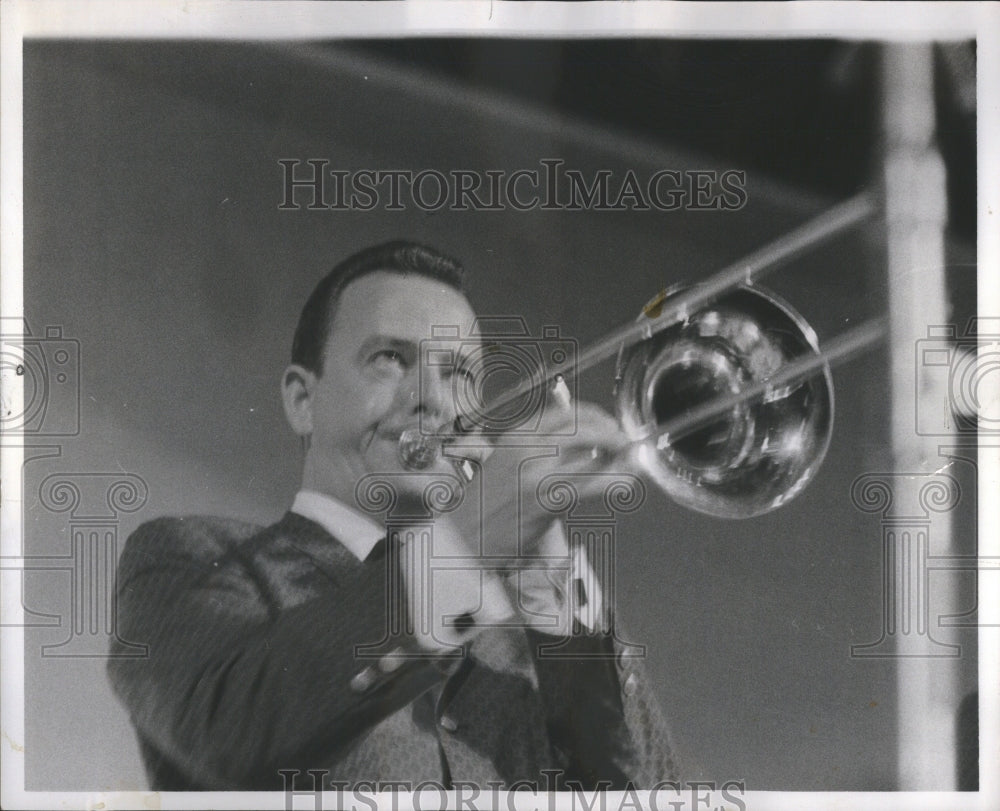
[107,240,678,791]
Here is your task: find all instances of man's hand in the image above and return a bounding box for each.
[443,399,632,565]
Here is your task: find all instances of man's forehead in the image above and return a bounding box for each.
[329,270,479,344]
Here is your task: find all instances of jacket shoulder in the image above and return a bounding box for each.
[120,515,264,571]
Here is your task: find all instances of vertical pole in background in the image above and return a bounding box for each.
[881,42,957,789]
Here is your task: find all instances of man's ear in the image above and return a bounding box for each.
[281,364,317,437]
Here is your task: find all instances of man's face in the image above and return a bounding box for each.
[300,271,479,500]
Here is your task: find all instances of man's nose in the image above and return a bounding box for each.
[409,367,453,419]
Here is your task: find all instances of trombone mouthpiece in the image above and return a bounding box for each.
[398,427,443,471]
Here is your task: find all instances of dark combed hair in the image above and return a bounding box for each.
[291,240,466,374]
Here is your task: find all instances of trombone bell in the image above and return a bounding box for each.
[614,285,834,519]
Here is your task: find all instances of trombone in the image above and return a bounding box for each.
[399,193,886,518]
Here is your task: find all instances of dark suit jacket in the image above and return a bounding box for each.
[108,512,678,790]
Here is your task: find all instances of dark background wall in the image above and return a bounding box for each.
[20,39,977,791]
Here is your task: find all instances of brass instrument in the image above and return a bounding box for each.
[399,193,885,518]
[615,284,832,518]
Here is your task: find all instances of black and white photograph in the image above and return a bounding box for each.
[1,3,997,810]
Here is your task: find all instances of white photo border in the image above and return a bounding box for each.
[2,2,997,810]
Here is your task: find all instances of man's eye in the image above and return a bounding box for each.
[370,350,406,371]
[444,365,477,385]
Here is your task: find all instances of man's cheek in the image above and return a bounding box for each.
[362,386,401,421]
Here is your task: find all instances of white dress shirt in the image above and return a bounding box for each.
[291,489,604,652]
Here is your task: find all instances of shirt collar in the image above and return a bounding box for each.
[290,489,383,562]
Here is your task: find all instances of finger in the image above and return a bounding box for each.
[378,647,407,674]
[504,408,630,461]
[559,421,632,454]
[554,444,630,473]
[536,399,619,438]
[442,435,495,464]
[547,375,573,413]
